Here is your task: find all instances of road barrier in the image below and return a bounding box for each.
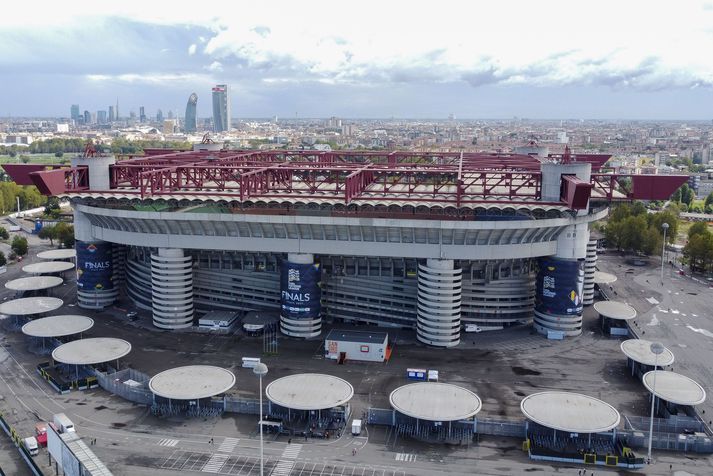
[0,410,44,476]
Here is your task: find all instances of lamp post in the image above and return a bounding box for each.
[647,342,665,463]
[660,222,669,285]
[253,362,269,476]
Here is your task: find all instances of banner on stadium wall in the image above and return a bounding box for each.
[76,241,113,291]
[535,257,584,316]
[280,261,321,320]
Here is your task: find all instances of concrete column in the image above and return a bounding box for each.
[151,248,194,329]
[416,259,462,347]
[280,253,322,338]
[112,244,127,286]
[70,155,116,190]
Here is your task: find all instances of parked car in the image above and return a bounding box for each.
[126,311,138,321]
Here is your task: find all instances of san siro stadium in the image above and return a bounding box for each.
[4,144,686,347]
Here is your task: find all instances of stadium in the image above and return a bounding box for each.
[4,144,686,347]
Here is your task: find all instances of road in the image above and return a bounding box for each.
[0,239,712,474]
[599,254,713,423]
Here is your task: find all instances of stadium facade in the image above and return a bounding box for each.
[4,146,686,347]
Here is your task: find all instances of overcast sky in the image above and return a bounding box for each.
[3,0,713,119]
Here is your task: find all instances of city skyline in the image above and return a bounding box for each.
[2,1,713,119]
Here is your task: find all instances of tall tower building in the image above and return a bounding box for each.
[70,104,80,121]
[139,106,146,123]
[185,93,198,133]
[212,84,231,132]
[156,109,164,123]
[108,105,115,122]
[115,98,119,121]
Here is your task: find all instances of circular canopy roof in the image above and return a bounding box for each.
[643,371,706,406]
[149,365,236,400]
[593,301,637,320]
[594,271,617,284]
[22,315,94,338]
[390,382,482,421]
[0,297,63,316]
[37,249,76,260]
[52,337,131,365]
[620,339,674,367]
[23,261,75,274]
[266,373,354,411]
[5,276,63,292]
[520,391,621,433]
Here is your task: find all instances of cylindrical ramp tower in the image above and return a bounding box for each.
[151,248,194,329]
[583,237,598,306]
[534,257,585,337]
[280,253,322,338]
[76,240,118,309]
[416,259,462,347]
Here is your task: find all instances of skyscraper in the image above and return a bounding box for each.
[115,98,119,121]
[212,84,231,132]
[108,105,115,122]
[70,104,80,121]
[97,110,108,124]
[156,109,164,123]
[139,106,146,123]
[83,110,91,124]
[185,93,198,133]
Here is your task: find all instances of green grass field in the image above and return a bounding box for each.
[0,154,68,164]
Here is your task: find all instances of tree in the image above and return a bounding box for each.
[0,226,8,240]
[38,225,58,245]
[0,251,5,267]
[44,197,61,219]
[54,151,64,158]
[19,155,30,164]
[679,184,694,206]
[688,222,709,239]
[54,223,75,248]
[11,235,28,256]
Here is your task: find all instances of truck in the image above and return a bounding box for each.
[53,413,75,433]
[351,419,362,436]
[23,436,38,456]
[34,422,48,447]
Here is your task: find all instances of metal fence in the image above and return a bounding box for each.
[224,397,264,415]
[625,414,709,435]
[477,418,527,438]
[93,367,153,405]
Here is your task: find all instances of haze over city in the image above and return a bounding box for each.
[3,0,713,119]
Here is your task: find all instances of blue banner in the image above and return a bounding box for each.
[535,257,584,316]
[76,241,113,291]
[280,261,321,320]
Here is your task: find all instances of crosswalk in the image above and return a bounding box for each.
[201,453,229,473]
[394,453,417,462]
[218,437,239,453]
[281,443,302,459]
[157,438,179,447]
[271,443,303,476]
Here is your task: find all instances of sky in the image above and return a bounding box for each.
[2,0,713,119]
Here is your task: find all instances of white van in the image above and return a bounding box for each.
[241,357,261,369]
[464,324,482,333]
[53,413,75,433]
[351,419,362,436]
[23,436,38,456]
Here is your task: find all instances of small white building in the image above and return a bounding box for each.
[324,329,389,363]
[198,310,239,330]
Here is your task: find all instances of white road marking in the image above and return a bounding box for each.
[646,297,659,305]
[218,437,239,453]
[686,326,713,339]
[158,438,179,447]
[395,453,417,462]
[648,315,660,326]
[201,453,229,473]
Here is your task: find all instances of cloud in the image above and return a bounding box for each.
[188,44,197,55]
[206,61,223,72]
